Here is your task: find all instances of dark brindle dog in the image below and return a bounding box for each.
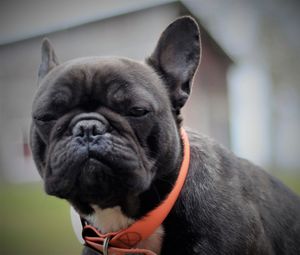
[30,17,300,254]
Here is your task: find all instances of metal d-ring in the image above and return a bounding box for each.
[103,236,111,255]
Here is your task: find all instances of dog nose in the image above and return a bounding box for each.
[72,119,107,139]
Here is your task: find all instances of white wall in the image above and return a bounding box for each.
[228,63,272,168]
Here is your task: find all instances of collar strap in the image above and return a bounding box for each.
[82,128,190,255]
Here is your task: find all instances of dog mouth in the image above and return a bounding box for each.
[46,150,114,191]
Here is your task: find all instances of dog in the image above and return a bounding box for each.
[30,16,300,254]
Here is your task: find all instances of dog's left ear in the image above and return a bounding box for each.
[38,38,59,81]
[148,16,201,111]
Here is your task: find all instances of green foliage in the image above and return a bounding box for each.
[273,172,300,195]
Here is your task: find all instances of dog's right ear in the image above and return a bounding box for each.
[147,17,201,112]
[38,38,59,81]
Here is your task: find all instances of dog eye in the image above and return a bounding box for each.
[33,113,56,122]
[128,107,150,117]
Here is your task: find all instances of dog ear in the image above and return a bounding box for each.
[38,38,59,81]
[148,16,201,111]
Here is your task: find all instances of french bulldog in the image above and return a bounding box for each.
[30,16,300,254]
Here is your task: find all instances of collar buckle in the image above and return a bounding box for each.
[102,236,111,255]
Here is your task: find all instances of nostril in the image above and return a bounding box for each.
[90,122,107,137]
[91,125,97,136]
[72,123,85,137]
[79,126,85,137]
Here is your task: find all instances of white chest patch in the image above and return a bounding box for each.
[71,205,164,254]
[86,205,135,234]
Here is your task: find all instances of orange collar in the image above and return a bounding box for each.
[82,128,190,255]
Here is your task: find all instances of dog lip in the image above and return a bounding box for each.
[84,155,114,177]
[87,150,105,161]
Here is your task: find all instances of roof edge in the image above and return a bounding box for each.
[0,0,176,46]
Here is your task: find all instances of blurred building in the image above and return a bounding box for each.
[187,0,300,171]
[0,0,232,182]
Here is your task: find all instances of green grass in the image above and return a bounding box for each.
[0,182,81,255]
[273,171,300,195]
[0,173,299,255]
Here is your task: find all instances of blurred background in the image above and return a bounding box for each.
[0,0,299,254]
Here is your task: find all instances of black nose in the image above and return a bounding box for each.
[72,119,107,140]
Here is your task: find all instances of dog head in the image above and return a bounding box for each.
[30,17,201,216]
